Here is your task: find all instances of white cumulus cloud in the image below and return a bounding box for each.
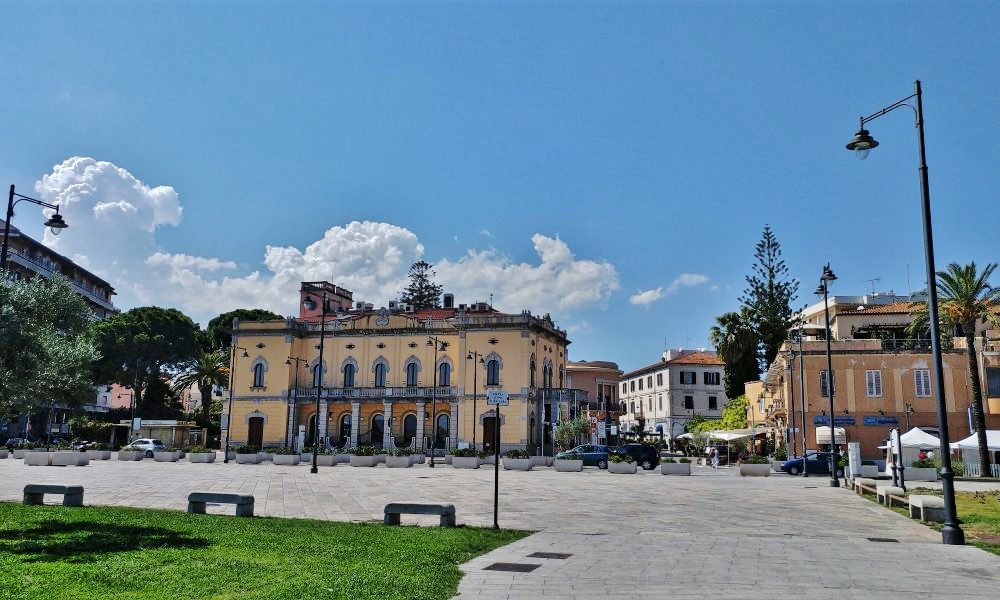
[667,273,709,294]
[629,288,664,306]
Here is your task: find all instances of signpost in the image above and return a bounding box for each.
[486,390,508,529]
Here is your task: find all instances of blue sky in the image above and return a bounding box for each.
[3,1,1000,372]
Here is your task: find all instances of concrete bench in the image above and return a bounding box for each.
[187,492,255,517]
[876,485,906,507]
[855,477,877,497]
[384,502,456,527]
[23,484,84,507]
[908,495,945,523]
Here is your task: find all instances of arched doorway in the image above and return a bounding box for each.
[435,414,449,450]
[307,414,317,447]
[338,414,351,446]
[528,413,537,454]
[482,415,497,453]
[371,414,384,448]
[248,416,264,450]
[401,414,417,447]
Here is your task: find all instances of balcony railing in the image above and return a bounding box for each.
[295,386,455,400]
[534,388,590,404]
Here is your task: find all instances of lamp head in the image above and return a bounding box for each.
[44,211,68,235]
[814,283,827,297]
[846,128,878,160]
[821,264,837,282]
[285,358,291,365]
[302,295,317,311]
[241,350,249,358]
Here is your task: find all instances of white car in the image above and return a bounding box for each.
[129,438,166,457]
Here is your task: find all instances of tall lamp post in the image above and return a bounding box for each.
[815,263,839,487]
[427,334,448,467]
[846,80,964,545]
[2,184,69,272]
[301,285,330,474]
[224,345,249,463]
[285,356,308,449]
[797,323,809,476]
[467,350,484,450]
[787,347,797,459]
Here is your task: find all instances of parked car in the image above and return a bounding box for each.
[129,438,167,458]
[610,443,660,470]
[780,451,844,477]
[5,437,31,449]
[72,440,95,451]
[556,444,609,468]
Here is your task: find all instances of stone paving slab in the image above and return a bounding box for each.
[1,457,999,599]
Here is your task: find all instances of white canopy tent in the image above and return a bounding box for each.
[708,430,753,441]
[950,430,1000,451]
[899,427,940,449]
[815,426,846,446]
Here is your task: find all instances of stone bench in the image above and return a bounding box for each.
[23,484,84,507]
[908,494,945,523]
[854,477,877,497]
[187,492,255,517]
[876,485,906,507]
[384,502,456,527]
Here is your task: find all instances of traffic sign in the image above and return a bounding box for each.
[486,390,509,406]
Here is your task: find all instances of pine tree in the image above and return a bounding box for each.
[400,261,443,309]
[739,225,799,370]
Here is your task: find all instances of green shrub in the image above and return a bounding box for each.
[745,454,770,464]
[450,448,478,457]
[609,453,635,464]
[189,446,213,454]
[262,447,280,454]
[388,447,413,457]
[504,449,530,459]
[679,457,692,464]
[273,447,299,455]
[911,458,935,469]
[348,445,381,456]
[662,457,677,463]
[773,446,787,461]
[234,445,256,454]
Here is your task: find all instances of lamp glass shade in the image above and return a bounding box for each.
[302,296,317,311]
[846,129,878,161]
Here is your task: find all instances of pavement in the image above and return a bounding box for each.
[2,455,1000,599]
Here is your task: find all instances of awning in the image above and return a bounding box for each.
[899,427,940,449]
[950,430,1000,451]
[709,430,752,441]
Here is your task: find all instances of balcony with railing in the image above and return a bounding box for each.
[295,385,455,400]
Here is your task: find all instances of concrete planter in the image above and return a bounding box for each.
[258,451,273,462]
[272,454,301,465]
[661,462,692,476]
[554,458,584,472]
[608,461,637,474]
[154,451,181,462]
[86,450,112,460]
[235,453,262,464]
[739,463,772,477]
[117,450,144,461]
[445,454,453,465]
[861,465,879,478]
[906,467,938,481]
[411,453,425,464]
[503,458,533,471]
[531,456,554,467]
[350,455,379,467]
[315,454,337,466]
[480,454,496,466]
[386,456,412,468]
[451,456,480,469]
[300,452,313,463]
[24,451,51,466]
[335,453,352,464]
[188,452,216,463]
[13,449,27,459]
[0,448,8,459]
[52,451,88,466]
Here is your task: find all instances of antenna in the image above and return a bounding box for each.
[860,277,881,295]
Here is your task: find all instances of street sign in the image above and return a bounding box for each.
[486,390,509,406]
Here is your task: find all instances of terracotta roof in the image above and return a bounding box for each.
[665,351,724,366]
[842,301,919,316]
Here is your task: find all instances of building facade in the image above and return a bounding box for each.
[222,282,578,455]
[618,350,728,440]
[566,360,622,445]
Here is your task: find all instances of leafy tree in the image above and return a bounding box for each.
[204,308,283,351]
[0,275,100,415]
[90,306,199,417]
[684,413,708,433]
[400,261,443,309]
[554,417,590,449]
[907,261,1000,477]
[172,350,228,422]
[710,309,760,398]
[739,225,799,370]
[719,395,749,429]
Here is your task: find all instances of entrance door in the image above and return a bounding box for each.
[482,416,497,453]
[248,416,264,450]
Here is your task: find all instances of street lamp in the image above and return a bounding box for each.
[286,356,308,449]
[467,350,484,450]
[224,345,249,463]
[2,185,69,272]
[786,346,797,459]
[427,335,448,467]
[815,263,839,488]
[846,80,964,545]
[302,285,331,474]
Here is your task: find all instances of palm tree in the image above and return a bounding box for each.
[710,309,759,399]
[172,350,228,422]
[909,262,1000,476]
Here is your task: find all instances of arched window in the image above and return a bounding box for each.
[529,355,536,388]
[558,365,564,389]
[486,360,500,386]
[371,414,384,447]
[339,414,351,444]
[373,359,388,388]
[630,402,636,414]
[438,362,450,387]
[312,363,323,388]
[402,414,417,446]
[343,363,355,388]
[406,362,419,387]
[252,363,265,387]
[435,414,449,448]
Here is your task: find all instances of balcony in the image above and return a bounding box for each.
[765,399,786,418]
[534,388,590,404]
[295,386,455,400]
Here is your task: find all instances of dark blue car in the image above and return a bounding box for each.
[780,451,843,477]
[556,444,609,469]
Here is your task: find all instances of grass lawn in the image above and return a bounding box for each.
[0,503,530,600]
[862,489,1000,555]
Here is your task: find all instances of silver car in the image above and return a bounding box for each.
[129,438,166,457]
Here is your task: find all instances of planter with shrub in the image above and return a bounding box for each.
[660,457,691,476]
[907,458,938,481]
[154,449,182,462]
[386,447,413,468]
[117,446,145,461]
[608,453,637,474]
[739,454,771,477]
[187,446,217,463]
[272,447,301,465]
[450,447,480,469]
[348,445,381,467]
[502,449,533,471]
[235,445,262,464]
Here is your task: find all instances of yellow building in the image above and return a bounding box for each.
[222,281,575,455]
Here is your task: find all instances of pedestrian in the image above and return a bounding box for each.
[711,447,720,469]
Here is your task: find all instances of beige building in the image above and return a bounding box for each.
[222,282,575,455]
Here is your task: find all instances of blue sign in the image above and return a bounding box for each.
[813,415,856,426]
[863,416,899,426]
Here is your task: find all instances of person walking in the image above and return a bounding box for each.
[710,447,720,469]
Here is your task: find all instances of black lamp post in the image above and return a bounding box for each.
[224,345,249,463]
[846,80,964,545]
[467,350,484,450]
[302,286,330,474]
[815,263,839,488]
[2,184,69,272]
[427,335,448,467]
[285,356,308,449]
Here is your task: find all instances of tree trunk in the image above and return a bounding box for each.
[965,330,991,477]
[199,384,213,422]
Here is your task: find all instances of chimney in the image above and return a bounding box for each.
[443,293,454,309]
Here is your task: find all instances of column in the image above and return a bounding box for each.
[350,401,360,448]
[318,399,329,448]
[383,400,393,449]
[449,400,459,450]
[286,391,296,449]
[416,401,426,451]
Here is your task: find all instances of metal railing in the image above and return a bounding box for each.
[296,385,455,399]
